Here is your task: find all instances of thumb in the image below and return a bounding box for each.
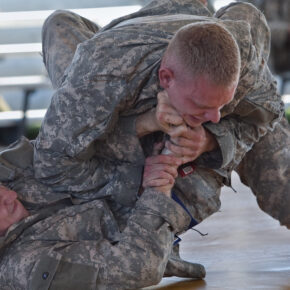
[152,141,165,155]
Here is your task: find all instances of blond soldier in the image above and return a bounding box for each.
[32,0,286,229]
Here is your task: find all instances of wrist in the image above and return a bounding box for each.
[136,108,160,137]
[149,107,162,132]
[204,129,218,152]
[157,186,172,197]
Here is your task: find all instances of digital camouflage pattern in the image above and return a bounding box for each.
[33,0,285,225]
[0,141,205,290]
[0,188,199,289]
[237,116,290,229]
[0,138,205,289]
[239,0,290,73]
[0,1,288,288]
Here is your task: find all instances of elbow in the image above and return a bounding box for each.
[146,265,165,286]
[132,264,165,288]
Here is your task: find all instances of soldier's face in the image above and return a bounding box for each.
[161,72,236,127]
[0,186,28,236]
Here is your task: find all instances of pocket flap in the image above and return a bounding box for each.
[29,253,99,290]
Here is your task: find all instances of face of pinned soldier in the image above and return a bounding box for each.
[0,186,29,236]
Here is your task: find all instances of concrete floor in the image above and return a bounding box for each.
[145,172,290,290]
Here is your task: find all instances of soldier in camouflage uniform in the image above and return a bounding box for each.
[32,0,289,231]
[228,0,290,227]
[0,137,205,289]
[0,1,288,286]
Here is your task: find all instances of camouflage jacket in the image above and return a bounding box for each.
[0,184,190,290]
[238,0,290,73]
[239,0,290,44]
[33,0,284,207]
[0,138,206,289]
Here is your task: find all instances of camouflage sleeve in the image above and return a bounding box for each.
[27,189,191,289]
[203,66,284,172]
[102,0,211,31]
[238,0,290,46]
[34,37,145,192]
[196,2,284,172]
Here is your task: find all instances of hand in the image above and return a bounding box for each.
[142,153,182,197]
[136,109,160,138]
[165,125,218,163]
[155,91,187,136]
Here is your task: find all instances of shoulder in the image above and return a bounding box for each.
[73,27,168,78]
[216,3,271,67]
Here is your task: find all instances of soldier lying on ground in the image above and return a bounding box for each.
[0,138,205,289]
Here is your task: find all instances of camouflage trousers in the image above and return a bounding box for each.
[237,117,290,229]
[42,8,290,229]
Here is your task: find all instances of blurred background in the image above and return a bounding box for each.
[0,0,289,146]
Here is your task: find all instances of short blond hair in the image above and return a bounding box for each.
[163,22,241,86]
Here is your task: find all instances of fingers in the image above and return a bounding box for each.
[173,125,205,140]
[145,154,182,167]
[165,141,197,158]
[157,105,184,125]
[164,125,209,162]
[152,141,165,156]
[156,91,185,133]
[142,170,175,187]
[166,134,204,154]
[144,163,179,179]
[157,90,170,103]
[142,154,182,195]
[143,179,171,187]
[167,124,187,137]
[171,136,197,148]
[156,105,184,131]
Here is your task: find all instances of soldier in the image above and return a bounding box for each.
[32,0,289,234]
[0,137,205,289]
[0,1,289,285]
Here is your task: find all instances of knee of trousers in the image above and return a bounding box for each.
[238,158,290,229]
[236,117,290,228]
[174,168,223,222]
[215,2,269,34]
[42,10,80,37]
[256,188,290,230]
[216,2,264,19]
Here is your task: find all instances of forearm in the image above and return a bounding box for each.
[136,108,160,138]
[203,128,219,152]
[35,40,133,184]
[97,189,190,288]
[201,98,284,171]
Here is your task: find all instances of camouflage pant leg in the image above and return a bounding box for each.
[236,117,290,229]
[166,168,223,279]
[42,10,99,89]
[174,167,224,223]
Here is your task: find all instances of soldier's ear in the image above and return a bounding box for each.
[159,67,174,89]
